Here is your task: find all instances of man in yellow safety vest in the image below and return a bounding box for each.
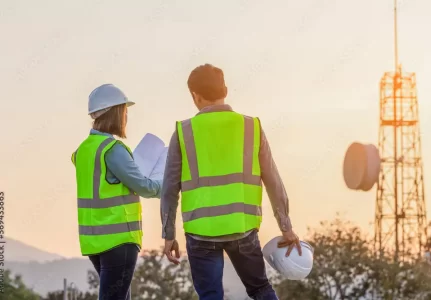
[160,63,301,300]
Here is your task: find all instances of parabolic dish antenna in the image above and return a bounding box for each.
[343,142,381,191]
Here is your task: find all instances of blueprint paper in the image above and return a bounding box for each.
[149,147,168,180]
[133,133,167,180]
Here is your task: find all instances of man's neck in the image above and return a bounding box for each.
[197,104,233,116]
[199,99,225,110]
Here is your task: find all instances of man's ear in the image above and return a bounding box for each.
[191,92,199,107]
[192,92,201,103]
[224,86,228,98]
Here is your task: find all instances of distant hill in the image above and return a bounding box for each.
[6,238,256,299]
[6,237,64,262]
[7,258,93,296]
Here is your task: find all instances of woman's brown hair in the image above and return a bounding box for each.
[92,104,127,138]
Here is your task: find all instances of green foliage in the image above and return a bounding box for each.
[41,270,99,300]
[84,249,197,300]
[0,269,40,300]
[86,269,99,292]
[130,249,198,300]
[5,218,431,299]
[275,216,431,300]
[43,290,97,300]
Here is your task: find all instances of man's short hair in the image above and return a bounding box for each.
[187,64,227,101]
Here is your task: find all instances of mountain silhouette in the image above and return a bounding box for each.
[6,237,64,262]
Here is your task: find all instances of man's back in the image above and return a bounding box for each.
[161,104,292,242]
[160,63,300,300]
[176,108,263,238]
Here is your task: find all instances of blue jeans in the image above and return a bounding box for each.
[186,230,278,300]
[89,243,139,300]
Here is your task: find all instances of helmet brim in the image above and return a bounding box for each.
[88,100,135,115]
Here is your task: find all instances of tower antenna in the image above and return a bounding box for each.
[394,0,399,70]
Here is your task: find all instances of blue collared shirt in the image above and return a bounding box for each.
[87,129,162,198]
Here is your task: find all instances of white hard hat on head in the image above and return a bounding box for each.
[88,84,135,117]
[262,236,314,280]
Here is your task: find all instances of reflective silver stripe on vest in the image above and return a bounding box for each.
[77,138,140,209]
[181,173,261,191]
[78,195,140,209]
[180,115,261,192]
[79,221,142,235]
[182,202,262,222]
[181,115,262,222]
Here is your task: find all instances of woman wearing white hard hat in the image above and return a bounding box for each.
[71,84,162,300]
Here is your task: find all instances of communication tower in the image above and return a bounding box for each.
[374,0,428,260]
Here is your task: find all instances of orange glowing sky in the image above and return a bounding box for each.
[1,0,431,257]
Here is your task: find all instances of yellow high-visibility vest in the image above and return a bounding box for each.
[72,134,142,255]
[177,111,262,236]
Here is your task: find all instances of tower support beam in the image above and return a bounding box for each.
[375,67,428,260]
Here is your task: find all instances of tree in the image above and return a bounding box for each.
[86,269,99,294]
[275,215,431,300]
[368,257,431,300]
[0,269,40,300]
[42,270,99,300]
[43,290,97,300]
[130,249,198,300]
[276,217,372,299]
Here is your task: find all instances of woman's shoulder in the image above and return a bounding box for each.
[106,140,133,159]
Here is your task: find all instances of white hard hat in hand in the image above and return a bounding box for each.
[262,236,314,280]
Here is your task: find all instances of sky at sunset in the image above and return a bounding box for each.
[1,0,431,258]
